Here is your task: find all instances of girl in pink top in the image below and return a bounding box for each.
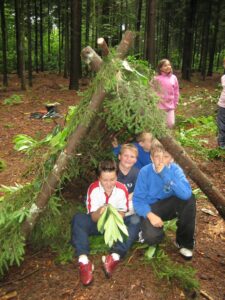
[153,59,179,128]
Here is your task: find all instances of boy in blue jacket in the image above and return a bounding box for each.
[112,132,153,169]
[133,141,196,259]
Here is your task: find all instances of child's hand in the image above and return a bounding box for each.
[112,137,119,148]
[147,212,164,227]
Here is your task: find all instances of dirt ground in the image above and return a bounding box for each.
[0,73,225,300]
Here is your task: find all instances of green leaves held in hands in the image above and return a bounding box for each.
[97,204,128,247]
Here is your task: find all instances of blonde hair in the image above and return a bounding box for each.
[136,132,153,143]
[120,143,138,157]
[150,139,165,155]
[157,59,171,74]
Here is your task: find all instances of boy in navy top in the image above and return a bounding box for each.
[133,141,196,259]
[71,160,140,286]
[112,132,153,169]
[117,143,140,216]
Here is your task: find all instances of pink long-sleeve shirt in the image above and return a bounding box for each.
[218,74,225,108]
[153,72,179,110]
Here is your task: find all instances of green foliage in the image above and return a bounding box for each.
[0,159,7,172]
[3,94,23,105]
[176,115,225,160]
[97,204,128,247]
[144,247,199,292]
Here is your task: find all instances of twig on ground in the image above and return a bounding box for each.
[200,290,214,300]
[0,269,40,288]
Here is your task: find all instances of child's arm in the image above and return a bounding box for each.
[112,137,121,156]
[173,76,180,107]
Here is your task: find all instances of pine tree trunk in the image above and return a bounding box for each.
[47,0,51,63]
[69,0,82,90]
[21,31,135,238]
[0,0,8,87]
[181,0,197,80]
[207,0,221,76]
[159,136,225,219]
[27,0,32,87]
[40,0,44,72]
[145,0,156,67]
[134,0,143,56]
[17,0,26,90]
[34,0,39,73]
[58,0,62,75]
[63,0,69,78]
[15,0,20,76]
[85,0,90,45]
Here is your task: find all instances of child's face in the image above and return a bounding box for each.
[99,171,117,195]
[119,149,137,170]
[139,136,152,152]
[163,151,174,165]
[160,61,172,74]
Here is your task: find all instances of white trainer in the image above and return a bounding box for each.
[179,247,193,259]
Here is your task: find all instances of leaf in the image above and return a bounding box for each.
[97,206,108,233]
[145,246,157,260]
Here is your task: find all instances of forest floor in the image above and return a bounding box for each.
[0,72,225,300]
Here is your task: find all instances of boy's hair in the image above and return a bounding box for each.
[150,139,165,155]
[136,132,153,143]
[157,59,171,74]
[97,160,118,177]
[119,143,138,157]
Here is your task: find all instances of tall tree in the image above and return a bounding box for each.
[0,0,8,86]
[47,0,51,62]
[200,1,212,80]
[69,0,82,90]
[145,0,156,67]
[16,0,26,90]
[40,0,44,71]
[34,0,39,72]
[64,0,70,78]
[134,0,143,56]
[58,0,62,74]
[181,0,198,80]
[207,0,221,76]
[27,0,32,86]
[85,0,90,45]
[15,0,20,76]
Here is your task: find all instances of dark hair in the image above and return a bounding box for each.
[96,160,118,177]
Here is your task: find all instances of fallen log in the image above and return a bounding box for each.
[159,135,225,219]
[21,31,135,238]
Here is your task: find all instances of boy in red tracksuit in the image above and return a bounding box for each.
[71,160,140,286]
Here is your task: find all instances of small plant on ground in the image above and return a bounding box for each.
[3,94,23,105]
[0,159,7,173]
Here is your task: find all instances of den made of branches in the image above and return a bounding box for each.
[0,31,225,278]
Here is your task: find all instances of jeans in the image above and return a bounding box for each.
[217,106,225,147]
[71,213,140,258]
[140,195,196,249]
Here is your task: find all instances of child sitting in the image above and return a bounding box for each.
[117,143,140,216]
[112,132,153,169]
[133,141,196,259]
[71,160,140,286]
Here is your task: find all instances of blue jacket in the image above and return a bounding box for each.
[113,142,152,169]
[133,163,192,218]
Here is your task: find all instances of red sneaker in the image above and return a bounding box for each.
[102,254,120,278]
[79,261,94,286]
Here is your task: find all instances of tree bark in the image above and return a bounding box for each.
[21,32,135,238]
[63,0,70,78]
[145,0,156,67]
[40,0,44,72]
[69,0,82,90]
[181,0,198,80]
[159,135,225,219]
[97,38,110,57]
[17,0,26,90]
[34,0,39,73]
[0,0,8,87]
[27,0,32,87]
